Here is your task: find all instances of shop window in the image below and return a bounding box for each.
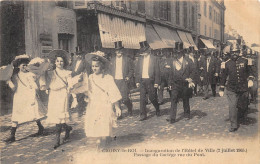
[56,1,69,8]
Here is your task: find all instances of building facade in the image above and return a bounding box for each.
[1,0,226,63]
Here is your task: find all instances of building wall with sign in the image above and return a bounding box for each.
[24,1,77,58]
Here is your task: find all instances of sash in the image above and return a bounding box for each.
[54,70,68,87]
[17,74,28,88]
[90,75,110,100]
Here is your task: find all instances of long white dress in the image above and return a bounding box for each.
[12,72,45,124]
[84,74,122,137]
[46,69,72,124]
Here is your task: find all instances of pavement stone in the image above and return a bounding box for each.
[0,91,258,163]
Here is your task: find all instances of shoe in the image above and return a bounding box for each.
[63,125,72,142]
[229,128,238,132]
[184,114,191,120]
[54,124,62,149]
[37,126,44,136]
[166,118,176,124]
[203,97,209,100]
[156,110,161,117]
[139,117,147,121]
[117,115,123,120]
[5,127,16,143]
[128,111,133,116]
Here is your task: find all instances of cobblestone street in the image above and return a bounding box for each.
[0,91,258,164]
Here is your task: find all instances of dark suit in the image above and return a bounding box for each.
[135,54,160,118]
[199,56,220,98]
[158,57,171,104]
[168,57,195,121]
[110,55,134,114]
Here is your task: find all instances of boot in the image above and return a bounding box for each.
[63,123,72,143]
[36,120,44,135]
[5,127,16,143]
[54,124,62,149]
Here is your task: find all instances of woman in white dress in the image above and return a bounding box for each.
[5,55,45,143]
[45,53,82,149]
[84,52,122,147]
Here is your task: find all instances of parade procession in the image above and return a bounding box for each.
[0,1,259,163]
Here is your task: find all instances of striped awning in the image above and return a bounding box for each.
[97,13,146,49]
[200,38,216,49]
[177,30,192,49]
[153,24,180,48]
[185,33,198,50]
[145,24,168,49]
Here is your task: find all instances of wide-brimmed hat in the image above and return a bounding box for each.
[46,50,70,67]
[26,57,50,76]
[139,41,151,54]
[12,54,31,67]
[0,64,14,81]
[85,51,110,68]
[175,42,183,52]
[114,41,124,50]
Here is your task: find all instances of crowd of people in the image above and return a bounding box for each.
[2,39,258,149]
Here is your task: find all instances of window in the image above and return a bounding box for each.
[204,1,207,17]
[209,27,211,37]
[58,34,72,52]
[137,1,145,13]
[192,6,195,30]
[154,1,171,21]
[114,1,127,11]
[56,0,69,8]
[209,6,212,20]
[183,1,188,28]
[176,1,180,24]
[205,25,207,36]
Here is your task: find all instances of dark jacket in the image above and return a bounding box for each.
[110,55,134,80]
[135,54,160,84]
[199,56,220,85]
[168,57,195,89]
[220,57,253,93]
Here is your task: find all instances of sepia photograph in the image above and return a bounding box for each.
[0,0,259,163]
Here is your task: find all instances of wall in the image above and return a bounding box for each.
[24,1,77,58]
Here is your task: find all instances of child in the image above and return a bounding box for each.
[5,55,45,143]
[84,51,121,147]
[45,52,82,149]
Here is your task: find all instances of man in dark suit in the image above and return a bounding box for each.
[158,50,172,104]
[166,42,195,124]
[135,41,160,121]
[110,41,134,118]
[199,50,220,99]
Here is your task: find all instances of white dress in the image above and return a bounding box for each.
[84,74,122,137]
[46,69,72,124]
[12,72,45,124]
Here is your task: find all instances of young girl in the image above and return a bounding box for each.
[84,52,121,147]
[45,53,81,149]
[5,55,45,143]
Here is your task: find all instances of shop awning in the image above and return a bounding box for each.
[185,33,198,50]
[177,30,192,49]
[145,24,168,49]
[153,24,180,48]
[200,38,216,49]
[97,13,146,49]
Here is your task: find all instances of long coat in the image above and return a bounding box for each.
[110,55,134,80]
[199,56,220,85]
[167,57,195,88]
[135,54,160,85]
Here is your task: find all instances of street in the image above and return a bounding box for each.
[0,90,258,164]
